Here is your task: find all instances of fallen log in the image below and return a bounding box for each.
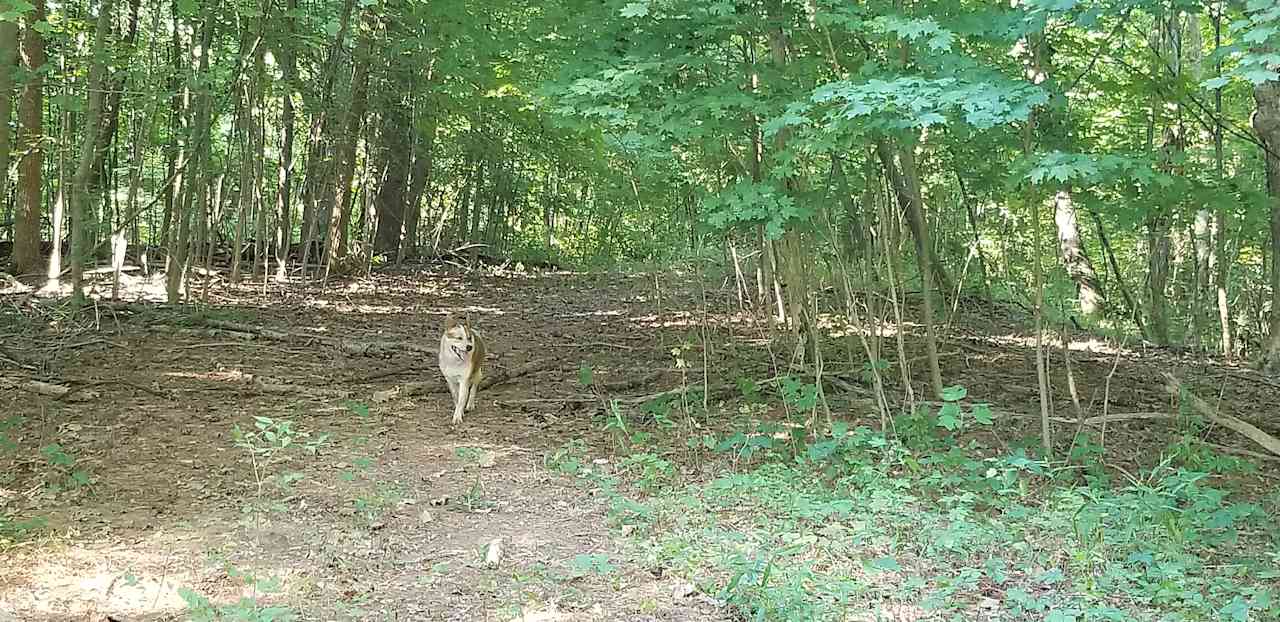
[1163,372,1280,458]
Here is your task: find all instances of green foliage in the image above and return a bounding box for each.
[597,429,1278,621]
[39,443,93,493]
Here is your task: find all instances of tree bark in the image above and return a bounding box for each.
[1212,7,1233,360]
[0,5,17,250]
[373,101,410,255]
[876,138,943,397]
[1253,78,1280,372]
[400,115,436,263]
[324,21,372,271]
[1052,189,1106,316]
[10,0,45,276]
[299,0,356,275]
[166,6,214,302]
[272,0,297,281]
[69,0,115,302]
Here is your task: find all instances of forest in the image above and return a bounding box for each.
[1,0,1279,620]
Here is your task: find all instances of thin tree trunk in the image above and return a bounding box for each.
[955,170,991,299]
[400,116,436,263]
[250,40,268,279]
[1212,6,1233,360]
[325,22,372,272]
[89,0,140,249]
[1053,189,1106,316]
[875,138,943,397]
[299,0,357,277]
[373,100,411,255]
[1090,209,1149,338]
[229,53,252,283]
[1253,77,1280,372]
[10,0,44,276]
[68,0,115,303]
[166,7,214,302]
[0,6,16,247]
[272,0,296,281]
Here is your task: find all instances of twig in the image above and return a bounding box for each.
[61,378,173,401]
[547,341,638,351]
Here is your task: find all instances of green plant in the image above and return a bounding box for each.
[39,442,93,493]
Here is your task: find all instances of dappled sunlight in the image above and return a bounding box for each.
[5,538,200,618]
[162,369,251,382]
[987,332,1138,355]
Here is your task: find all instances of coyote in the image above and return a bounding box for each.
[438,314,486,425]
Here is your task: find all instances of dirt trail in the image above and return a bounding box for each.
[1,269,1276,621]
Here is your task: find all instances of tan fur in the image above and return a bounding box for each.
[438,314,486,425]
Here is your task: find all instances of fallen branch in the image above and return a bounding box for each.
[202,319,438,356]
[250,375,351,398]
[1163,373,1280,458]
[0,377,99,401]
[547,341,638,351]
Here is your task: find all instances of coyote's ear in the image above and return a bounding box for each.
[463,313,472,327]
[443,314,458,330]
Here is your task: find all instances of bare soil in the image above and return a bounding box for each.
[1,267,1277,621]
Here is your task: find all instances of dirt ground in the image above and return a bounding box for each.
[1,267,1278,621]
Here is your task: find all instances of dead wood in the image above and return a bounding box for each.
[202,319,437,356]
[0,344,35,370]
[0,376,99,401]
[1163,373,1280,458]
[249,374,351,398]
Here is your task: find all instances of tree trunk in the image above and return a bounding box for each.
[89,0,141,249]
[229,44,253,283]
[1052,189,1106,316]
[876,138,944,397]
[373,103,411,255]
[956,170,991,298]
[1146,213,1173,345]
[324,23,372,272]
[251,43,268,279]
[1253,78,1280,372]
[299,0,357,275]
[0,7,16,247]
[10,0,44,276]
[166,6,214,302]
[272,0,296,281]
[400,116,436,263]
[1090,209,1149,338]
[1212,7,1233,360]
[69,0,115,303]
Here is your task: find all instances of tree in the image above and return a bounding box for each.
[10,0,43,276]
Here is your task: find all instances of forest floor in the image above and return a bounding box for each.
[1,266,1278,621]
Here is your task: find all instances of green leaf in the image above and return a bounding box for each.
[867,556,901,572]
[1200,76,1230,90]
[620,2,648,18]
[940,385,967,401]
[1045,610,1078,622]
[578,362,594,387]
[972,404,995,425]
